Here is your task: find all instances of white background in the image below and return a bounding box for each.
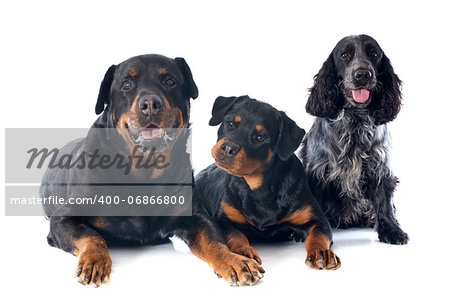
[1,0,449,304]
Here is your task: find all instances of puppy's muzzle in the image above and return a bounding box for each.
[220,142,240,159]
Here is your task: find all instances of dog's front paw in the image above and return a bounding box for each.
[75,248,112,287]
[378,224,409,245]
[229,243,262,265]
[213,253,265,286]
[306,249,341,270]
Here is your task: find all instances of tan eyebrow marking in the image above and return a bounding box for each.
[158,68,168,75]
[234,116,242,122]
[128,69,138,77]
[255,125,263,132]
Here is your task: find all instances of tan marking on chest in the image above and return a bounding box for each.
[243,174,263,190]
[222,201,253,225]
[278,205,312,225]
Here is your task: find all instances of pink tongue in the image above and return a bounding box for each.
[351,89,370,103]
[151,128,164,138]
[141,128,164,139]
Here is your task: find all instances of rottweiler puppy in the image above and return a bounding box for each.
[196,96,341,270]
[41,55,264,287]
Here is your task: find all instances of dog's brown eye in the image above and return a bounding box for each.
[372,51,379,58]
[256,135,266,142]
[341,52,350,60]
[165,78,175,87]
[121,81,132,91]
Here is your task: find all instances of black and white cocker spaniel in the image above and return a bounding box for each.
[300,34,408,244]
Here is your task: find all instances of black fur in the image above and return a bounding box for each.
[305,34,402,125]
[300,35,408,245]
[95,65,117,115]
[196,96,341,270]
[41,55,263,287]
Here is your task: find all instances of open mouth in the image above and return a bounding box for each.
[347,88,371,103]
[130,124,165,142]
[127,123,176,152]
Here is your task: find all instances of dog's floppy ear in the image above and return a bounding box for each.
[275,111,305,161]
[175,57,199,100]
[95,65,116,115]
[369,54,402,125]
[209,95,247,126]
[306,53,343,118]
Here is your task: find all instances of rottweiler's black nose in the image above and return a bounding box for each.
[353,69,373,83]
[220,142,240,158]
[138,95,163,115]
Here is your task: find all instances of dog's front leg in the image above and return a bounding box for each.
[372,176,409,244]
[47,216,112,287]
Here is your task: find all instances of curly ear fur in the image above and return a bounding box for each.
[95,65,116,115]
[275,111,305,161]
[369,54,402,125]
[306,54,343,118]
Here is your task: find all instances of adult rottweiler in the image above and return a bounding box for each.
[196,96,341,270]
[40,55,264,287]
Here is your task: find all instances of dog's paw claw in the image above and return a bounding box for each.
[306,249,341,270]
